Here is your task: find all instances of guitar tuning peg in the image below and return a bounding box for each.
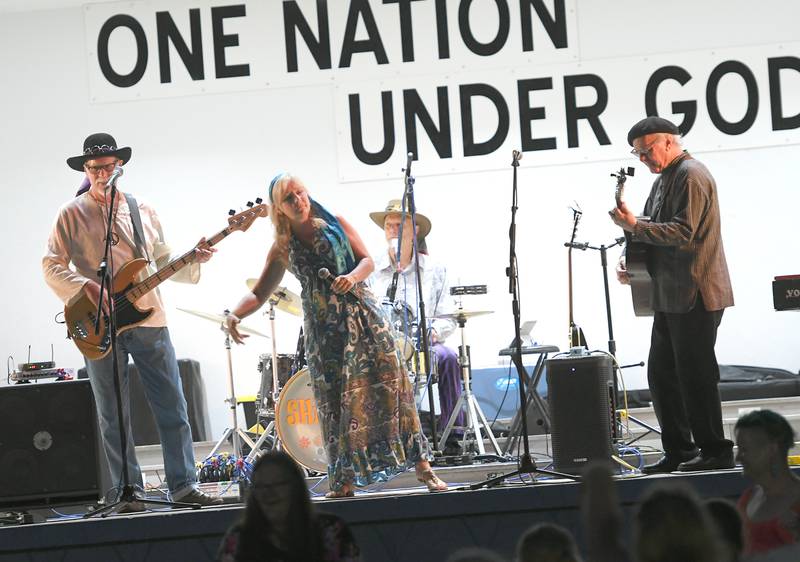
[246,201,254,208]
[255,197,263,204]
[228,209,235,216]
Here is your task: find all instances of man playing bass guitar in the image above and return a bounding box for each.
[43,133,222,510]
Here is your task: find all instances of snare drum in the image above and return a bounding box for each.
[274,368,328,473]
[380,298,416,361]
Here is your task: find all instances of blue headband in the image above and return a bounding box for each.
[268,172,288,203]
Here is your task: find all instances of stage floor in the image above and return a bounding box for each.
[2,396,799,562]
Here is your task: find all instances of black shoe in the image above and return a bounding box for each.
[642,449,700,474]
[677,449,735,472]
[173,489,224,507]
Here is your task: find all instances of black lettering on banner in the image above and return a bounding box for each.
[97,15,148,88]
[384,0,425,63]
[768,56,800,131]
[339,0,389,68]
[518,77,556,151]
[211,4,250,79]
[706,60,758,135]
[349,92,395,165]
[460,83,510,156]
[403,87,452,159]
[645,66,696,135]
[283,0,332,73]
[459,0,510,57]
[520,0,568,51]
[563,74,610,148]
[435,0,450,59]
[156,9,204,84]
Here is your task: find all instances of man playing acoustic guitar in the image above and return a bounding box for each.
[609,117,735,474]
[43,133,222,511]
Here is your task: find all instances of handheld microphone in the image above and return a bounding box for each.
[318,268,360,299]
[105,166,124,190]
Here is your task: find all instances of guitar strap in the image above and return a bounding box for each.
[123,193,151,263]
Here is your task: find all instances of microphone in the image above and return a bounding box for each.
[105,166,124,190]
[404,151,414,176]
[318,268,360,299]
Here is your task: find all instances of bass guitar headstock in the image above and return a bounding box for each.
[228,198,269,233]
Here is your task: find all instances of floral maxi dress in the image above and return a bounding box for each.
[288,218,430,490]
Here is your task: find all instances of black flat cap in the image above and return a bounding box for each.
[627,116,680,146]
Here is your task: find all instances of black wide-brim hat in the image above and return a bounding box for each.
[66,132,132,171]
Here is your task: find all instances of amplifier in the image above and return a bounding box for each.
[773,275,800,311]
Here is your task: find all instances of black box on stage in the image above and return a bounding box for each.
[546,353,614,474]
[0,380,100,508]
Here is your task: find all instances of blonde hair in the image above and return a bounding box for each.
[268,174,326,258]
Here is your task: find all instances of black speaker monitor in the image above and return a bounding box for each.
[0,380,100,508]
[546,353,614,474]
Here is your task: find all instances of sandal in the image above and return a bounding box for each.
[416,469,449,492]
[325,485,355,499]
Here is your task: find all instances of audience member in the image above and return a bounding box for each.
[516,522,582,562]
[735,409,800,558]
[705,498,744,562]
[217,451,360,562]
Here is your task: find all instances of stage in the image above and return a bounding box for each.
[1,395,799,562]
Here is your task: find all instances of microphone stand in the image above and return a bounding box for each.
[469,151,576,490]
[86,178,196,517]
[398,152,439,453]
[580,238,658,443]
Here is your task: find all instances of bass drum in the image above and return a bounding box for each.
[275,368,328,474]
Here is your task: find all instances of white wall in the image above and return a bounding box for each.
[2,0,799,441]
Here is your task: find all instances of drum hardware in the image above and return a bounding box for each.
[437,307,502,456]
[176,308,259,464]
[245,286,303,464]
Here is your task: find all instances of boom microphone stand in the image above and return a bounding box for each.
[86,173,196,517]
[470,150,577,490]
[580,238,658,443]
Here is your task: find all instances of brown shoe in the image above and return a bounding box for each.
[325,484,355,498]
[416,469,448,492]
[117,500,146,514]
[174,489,224,507]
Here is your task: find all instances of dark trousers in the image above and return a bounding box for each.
[648,295,732,457]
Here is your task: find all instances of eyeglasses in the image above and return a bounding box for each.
[630,140,659,158]
[84,162,118,174]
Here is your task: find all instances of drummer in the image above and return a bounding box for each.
[368,199,465,452]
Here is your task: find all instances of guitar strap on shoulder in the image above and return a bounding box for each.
[123,193,151,262]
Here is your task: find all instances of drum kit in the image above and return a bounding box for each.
[180,281,499,473]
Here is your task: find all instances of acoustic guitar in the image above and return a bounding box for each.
[613,168,654,317]
[64,202,269,360]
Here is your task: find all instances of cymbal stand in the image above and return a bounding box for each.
[245,298,282,463]
[439,312,502,455]
[208,315,256,461]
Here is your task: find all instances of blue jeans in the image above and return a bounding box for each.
[85,326,196,499]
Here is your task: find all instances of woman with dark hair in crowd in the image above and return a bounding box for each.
[735,409,800,558]
[217,451,360,562]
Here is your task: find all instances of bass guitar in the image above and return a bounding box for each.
[65,201,269,360]
[613,168,653,316]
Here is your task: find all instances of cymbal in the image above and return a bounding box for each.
[435,309,495,321]
[245,280,302,317]
[176,307,270,338]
